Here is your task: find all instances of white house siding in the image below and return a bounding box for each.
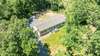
[39,22,65,36]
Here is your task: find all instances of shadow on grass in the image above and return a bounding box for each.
[38,41,51,56]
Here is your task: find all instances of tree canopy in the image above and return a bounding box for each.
[0,0,100,56]
[63,0,100,56]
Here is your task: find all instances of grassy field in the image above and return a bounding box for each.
[42,26,66,56]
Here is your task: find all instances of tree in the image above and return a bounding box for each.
[0,0,17,20]
[0,16,38,56]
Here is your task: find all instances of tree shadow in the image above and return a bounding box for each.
[16,0,65,18]
[38,41,51,56]
[29,48,39,56]
[16,0,50,18]
[28,41,50,56]
[96,0,100,5]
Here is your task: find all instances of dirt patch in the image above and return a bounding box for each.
[38,10,65,20]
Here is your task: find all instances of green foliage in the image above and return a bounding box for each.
[86,31,100,56]
[16,0,64,18]
[49,0,65,11]
[0,16,38,56]
[0,0,17,19]
[16,0,50,18]
[95,0,100,5]
[0,0,64,19]
[63,0,100,56]
[55,50,66,56]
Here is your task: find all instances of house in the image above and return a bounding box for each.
[30,15,66,37]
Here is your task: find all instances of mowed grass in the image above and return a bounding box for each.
[42,26,66,56]
[42,26,66,45]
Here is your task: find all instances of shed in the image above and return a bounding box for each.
[31,15,66,36]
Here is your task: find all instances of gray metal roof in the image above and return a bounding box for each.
[32,15,66,31]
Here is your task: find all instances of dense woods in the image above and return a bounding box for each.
[0,18,38,56]
[63,0,100,56]
[0,0,100,56]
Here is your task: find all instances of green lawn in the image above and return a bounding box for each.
[42,26,66,56]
